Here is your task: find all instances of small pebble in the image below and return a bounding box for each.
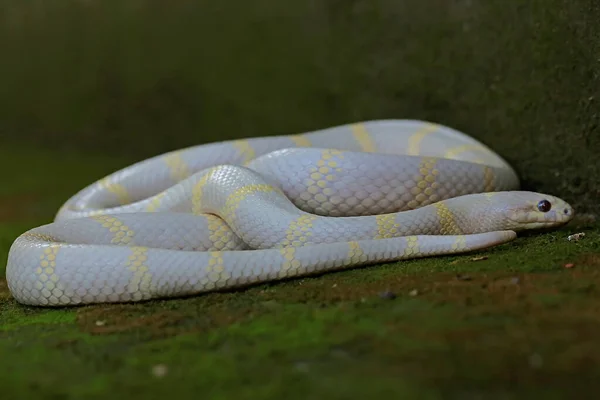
[510,277,520,285]
[564,263,575,269]
[152,364,168,378]
[409,289,419,296]
[95,320,106,326]
[379,291,396,300]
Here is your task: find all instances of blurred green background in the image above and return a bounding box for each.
[1,1,600,398]
[1,0,598,212]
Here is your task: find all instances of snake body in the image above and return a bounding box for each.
[6,120,574,306]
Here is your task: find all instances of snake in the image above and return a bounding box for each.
[5,119,574,307]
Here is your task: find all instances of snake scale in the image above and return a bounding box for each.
[6,119,574,306]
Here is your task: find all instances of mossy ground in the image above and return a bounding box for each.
[1,146,599,399]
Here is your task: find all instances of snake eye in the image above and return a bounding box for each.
[537,199,552,212]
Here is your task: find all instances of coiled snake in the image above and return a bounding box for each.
[6,120,574,306]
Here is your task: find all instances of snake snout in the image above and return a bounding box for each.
[547,198,574,224]
[499,191,574,231]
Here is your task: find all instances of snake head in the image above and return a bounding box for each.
[491,191,574,231]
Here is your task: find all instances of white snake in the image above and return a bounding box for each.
[6,120,574,306]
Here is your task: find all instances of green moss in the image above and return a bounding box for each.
[2,249,600,397]
[0,307,75,331]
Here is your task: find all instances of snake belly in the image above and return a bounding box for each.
[6,119,551,306]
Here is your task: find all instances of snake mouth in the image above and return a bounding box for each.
[507,206,574,230]
[525,220,569,229]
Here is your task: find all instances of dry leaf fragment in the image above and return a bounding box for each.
[567,232,585,242]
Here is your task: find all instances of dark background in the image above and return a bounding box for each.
[1,0,598,212]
